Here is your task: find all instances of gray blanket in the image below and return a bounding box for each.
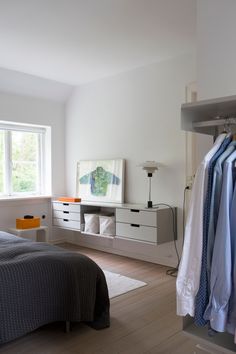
[0,231,110,344]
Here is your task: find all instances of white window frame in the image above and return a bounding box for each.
[0,121,50,197]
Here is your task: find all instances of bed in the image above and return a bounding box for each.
[0,231,110,344]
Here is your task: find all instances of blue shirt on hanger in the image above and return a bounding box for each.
[194,135,232,326]
[204,149,236,332]
[226,170,236,335]
[207,142,236,287]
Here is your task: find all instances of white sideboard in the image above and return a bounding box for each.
[116,206,175,244]
[52,201,176,245]
[52,201,81,230]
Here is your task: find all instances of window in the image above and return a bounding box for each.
[0,122,50,197]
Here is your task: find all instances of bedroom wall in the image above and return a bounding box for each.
[192,0,236,166]
[197,0,236,100]
[65,52,196,266]
[0,91,66,241]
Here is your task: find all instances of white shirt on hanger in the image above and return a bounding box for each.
[176,133,227,317]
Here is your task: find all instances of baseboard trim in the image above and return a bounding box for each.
[66,239,177,268]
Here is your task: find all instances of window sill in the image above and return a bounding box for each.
[0,195,52,202]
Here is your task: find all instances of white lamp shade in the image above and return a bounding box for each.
[139,161,159,174]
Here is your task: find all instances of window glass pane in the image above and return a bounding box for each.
[12,131,37,161]
[12,131,39,193]
[12,162,37,193]
[0,131,4,193]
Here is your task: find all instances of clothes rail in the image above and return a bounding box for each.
[193,117,236,128]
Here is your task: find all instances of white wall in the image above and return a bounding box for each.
[197,0,236,100]
[0,92,66,241]
[0,197,52,237]
[65,53,195,266]
[194,0,236,165]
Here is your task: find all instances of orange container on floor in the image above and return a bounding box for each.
[16,217,40,229]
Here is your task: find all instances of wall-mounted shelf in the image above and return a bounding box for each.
[181,95,236,135]
[52,200,176,245]
[80,231,115,240]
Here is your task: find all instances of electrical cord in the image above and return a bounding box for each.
[152,203,179,277]
[153,186,189,278]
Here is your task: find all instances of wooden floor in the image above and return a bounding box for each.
[0,243,200,354]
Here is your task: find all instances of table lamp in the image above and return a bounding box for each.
[140,161,159,208]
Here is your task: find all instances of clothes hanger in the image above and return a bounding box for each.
[220,118,232,138]
[221,118,230,134]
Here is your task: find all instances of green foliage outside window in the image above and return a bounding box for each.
[11,132,38,193]
[0,129,40,195]
[12,162,37,193]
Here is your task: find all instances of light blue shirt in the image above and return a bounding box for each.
[226,174,236,334]
[204,149,236,332]
[194,135,232,326]
[207,142,236,285]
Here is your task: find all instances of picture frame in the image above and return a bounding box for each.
[76,159,125,203]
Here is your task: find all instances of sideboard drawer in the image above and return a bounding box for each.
[116,222,157,243]
[116,208,157,227]
[53,218,80,230]
[52,202,81,213]
[53,209,80,221]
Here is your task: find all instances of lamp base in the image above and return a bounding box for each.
[147,200,153,208]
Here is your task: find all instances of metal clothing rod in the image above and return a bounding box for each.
[193,117,236,128]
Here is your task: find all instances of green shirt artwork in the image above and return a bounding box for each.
[79,166,120,196]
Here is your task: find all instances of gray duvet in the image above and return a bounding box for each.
[0,231,110,344]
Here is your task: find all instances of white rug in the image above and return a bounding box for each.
[103,270,147,299]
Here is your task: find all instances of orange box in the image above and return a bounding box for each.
[58,197,81,202]
[16,217,40,229]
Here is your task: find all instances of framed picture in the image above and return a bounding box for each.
[76,159,125,203]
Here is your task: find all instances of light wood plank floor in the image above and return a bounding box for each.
[0,243,200,354]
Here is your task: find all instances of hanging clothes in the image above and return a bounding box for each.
[229,183,236,339]
[176,133,227,317]
[206,142,236,288]
[194,135,232,326]
[204,149,236,332]
[177,131,236,339]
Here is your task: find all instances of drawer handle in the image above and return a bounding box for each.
[63,203,69,206]
[130,209,140,213]
[63,219,69,222]
[131,224,140,227]
[63,211,69,214]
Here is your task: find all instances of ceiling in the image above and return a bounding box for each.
[0,0,196,87]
